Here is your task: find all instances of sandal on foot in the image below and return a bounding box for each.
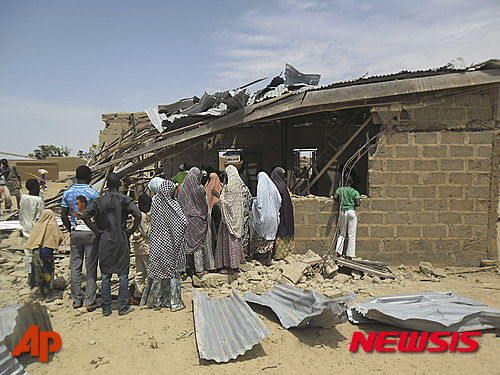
[119,307,134,316]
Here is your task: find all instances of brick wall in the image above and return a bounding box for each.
[365,130,493,265]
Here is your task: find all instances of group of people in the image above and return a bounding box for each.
[21,163,296,316]
[18,159,363,317]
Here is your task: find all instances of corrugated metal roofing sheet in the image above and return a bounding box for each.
[349,291,500,332]
[193,288,270,363]
[243,283,357,329]
[0,344,28,375]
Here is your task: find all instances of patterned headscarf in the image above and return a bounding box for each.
[220,165,244,238]
[149,180,187,278]
[148,177,166,195]
[205,173,223,210]
[252,172,282,240]
[24,209,63,250]
[178,167,209,219]
[270,167,295,237]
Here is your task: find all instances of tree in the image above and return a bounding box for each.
[29,145,71,159]
[77,150,90,159]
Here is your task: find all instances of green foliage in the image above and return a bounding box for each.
[29,145,71,159]
[77,150,90,159]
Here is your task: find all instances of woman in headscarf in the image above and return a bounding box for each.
[204,173,223,263]
[241,177,253,256]
[177,167,210,276]
[24,209,64,302]
[141,180,187,311]
[214,165,246,273]
[148,177,166,196]
[251,172,281,265]
[270,167,295,259]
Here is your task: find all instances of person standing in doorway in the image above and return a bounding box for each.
[333,175,361,260]
[61,166,99,311]
[82,173,142,316]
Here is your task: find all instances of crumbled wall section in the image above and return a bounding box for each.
[366,130,493,266]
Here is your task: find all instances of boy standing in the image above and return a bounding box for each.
[82,173,141,316]
[129,194,152,304]
[19,179,45,276]
[333,175,361,260]
[61,166,99,311]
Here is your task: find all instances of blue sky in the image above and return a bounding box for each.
[1,0,499,156]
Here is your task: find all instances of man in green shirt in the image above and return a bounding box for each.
[333,175,361,259]
[171,163,190,187]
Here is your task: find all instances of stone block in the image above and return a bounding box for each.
[449,199,474,211]
[358,212,384,224]
[437,186,464,199]
[384,212,410,225]
[477,146,493,158]
[394,173,418,186]
[466,187,490,199]
[474,173,491,186]
[411,212,435,224]
[414,160,439,171]
[422,225,447,238]
[369,159,385,171]
[441,132,466,144]
[371,199,395,211]
[356,239,380,252]
[440,159,465,171]
[368,187,385,198]
[423,146,447,158]
[369,172,393,186]
[414,132,438,144]
[281,261,309,284]
[408,239,434,252]
[318,199,336,213]
[412,186,437,198]
[386,160,411,171]
[474,199,490,213]
[423,199,448,211]
[474,224,488,238]
[469,131,493,144]
[386,132,410,145]
[396,226,421,238]
[467,107,493,121]
[295,225,318,238]
[375,144,395,158]
[302,250,323,265]
[323,289,343,299]
[295,213,307,225]
[395,146,419,158]
[307,213,332,226]
[370,226,395,238]
[421,172,447,185]
[356,226,369,238]
[464,213,488,225]
[462,239,488,252]
[450,146,474,158]
[304,239,330,254]
[386,186,410,198]
[448,173,473,186]
[448,225,473,238]
[395,199,422,212]
[467,159,492,172]
[435,239,461,252]
[293,198,319,212]
[437,212,462,225]
[383,238,409,252]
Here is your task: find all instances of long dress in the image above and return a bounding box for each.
[241,182,253,252]
[178,167,209,273]
[270,167,295,259]
[215,165,246,270]
[205,173,223,265]
[140,180,187,311]
[251,172,282,264]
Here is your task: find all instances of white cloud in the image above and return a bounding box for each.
[207,0,500,90]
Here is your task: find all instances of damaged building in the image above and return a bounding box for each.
[90,60,500,267]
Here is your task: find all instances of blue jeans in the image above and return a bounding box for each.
[101,273,129,315]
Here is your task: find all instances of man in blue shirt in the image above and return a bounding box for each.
[61,166,99,311]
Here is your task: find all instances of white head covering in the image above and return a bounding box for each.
[252,172,281,240]
[148,177,166,195]
[219,165,244,238]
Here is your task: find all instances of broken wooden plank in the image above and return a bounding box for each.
[447,266,497,275]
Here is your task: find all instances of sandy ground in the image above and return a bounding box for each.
[2,179,500,375]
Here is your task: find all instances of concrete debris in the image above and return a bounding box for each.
[301,250,323,265]
[281,261,309,284]
[419,262,435,276]
[192,273,239,288]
